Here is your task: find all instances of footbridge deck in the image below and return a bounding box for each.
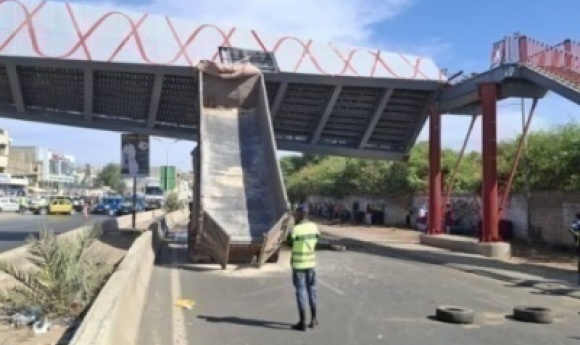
[0,0,447,160]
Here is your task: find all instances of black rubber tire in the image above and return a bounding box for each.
[435,306,475,324]
[513,306,554,324]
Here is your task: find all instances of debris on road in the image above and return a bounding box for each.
[9,307,42,328]
[32,318,51,335]
[175,299,195,310]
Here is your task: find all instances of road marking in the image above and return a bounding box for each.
[318,277,345,295]
[171,246,188,345]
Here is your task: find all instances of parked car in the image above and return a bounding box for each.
[0,197,19,212]
[93,196,124,216]
[31,196,74,215]
[115,198,145,216]
[29,196,51,215]
[71,197,85,212]
[48,198,75,215]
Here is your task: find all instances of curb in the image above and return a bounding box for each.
[70,210,189,345]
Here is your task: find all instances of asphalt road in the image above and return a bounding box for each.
[0,212,110,253]
[140,240,580,345]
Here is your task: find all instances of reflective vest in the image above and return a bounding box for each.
[290,221,320,270]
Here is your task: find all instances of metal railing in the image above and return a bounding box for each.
[491,34,580,82]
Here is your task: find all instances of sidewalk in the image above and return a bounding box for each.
[320,224,580,300]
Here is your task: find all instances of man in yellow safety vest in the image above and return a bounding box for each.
[287,205,320,331]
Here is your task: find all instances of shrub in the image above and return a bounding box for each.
[164,191,183,212]
[0,224,112,319]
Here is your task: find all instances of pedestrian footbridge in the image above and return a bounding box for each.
[2,0,580,265]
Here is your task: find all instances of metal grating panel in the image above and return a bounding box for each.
[0,65,12,104]
[366,139,405,151]
[265,82,280,108]
[367,89,431,152]
[93,71,154,121]
[156,75,198,128]
[274,83,334,142]
[18,66,83,112]
[320,86,383,146]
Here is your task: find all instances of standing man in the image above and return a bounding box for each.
[570,213,580,284]
[18,194,27,215]
[287,205,320,331]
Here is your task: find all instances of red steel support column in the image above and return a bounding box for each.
[479,83,500,242]
[428,106,442,235]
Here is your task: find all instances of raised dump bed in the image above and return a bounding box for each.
[189,61,290,268]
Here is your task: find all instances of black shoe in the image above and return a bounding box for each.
[292,322,306,331]
[309,318,319,329]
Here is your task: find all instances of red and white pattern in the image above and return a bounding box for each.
[0,0,446,81]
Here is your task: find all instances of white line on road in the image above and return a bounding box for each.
[171,246,188,345]
[318,277,345,295]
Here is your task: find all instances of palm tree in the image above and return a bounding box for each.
[0,224,112,319]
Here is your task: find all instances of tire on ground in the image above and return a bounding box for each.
[435,306,475,324]
[513,306,553,324]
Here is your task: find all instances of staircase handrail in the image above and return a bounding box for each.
[524,46,580,75]
[491,35,555,68]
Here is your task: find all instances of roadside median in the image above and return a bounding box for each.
[0,210,164,271]
[70,209,189,345]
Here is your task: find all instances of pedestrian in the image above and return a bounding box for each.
[287,205,320,331]
[365,203,372,226]
[18,194,27,215]
[569,213,580,284]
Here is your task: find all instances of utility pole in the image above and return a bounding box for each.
[165,146,169,192]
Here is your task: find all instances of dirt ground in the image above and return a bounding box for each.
[0,230,141,345]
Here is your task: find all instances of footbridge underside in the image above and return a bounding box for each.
[0,0,450,160]
[0,56,441,160]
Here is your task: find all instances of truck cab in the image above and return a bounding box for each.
[144,185,164,210]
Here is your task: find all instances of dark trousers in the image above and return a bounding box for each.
[292,269,317,314]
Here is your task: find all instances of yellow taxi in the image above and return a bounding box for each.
[48,198,75,215]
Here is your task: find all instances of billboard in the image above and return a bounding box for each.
[160,166,177,191]
[121,134,150,178]
[41,150,76,183]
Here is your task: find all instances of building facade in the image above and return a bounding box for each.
[8,146,76,190]
[0,129,9,173]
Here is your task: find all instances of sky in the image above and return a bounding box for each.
[2,0,580,170]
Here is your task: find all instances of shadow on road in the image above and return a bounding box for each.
[198,315,293,330]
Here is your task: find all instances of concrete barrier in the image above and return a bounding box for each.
[419,234,511,259]
[0,210,163,268]
[70,210,188,345]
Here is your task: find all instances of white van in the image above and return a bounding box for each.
[0,197,19,212]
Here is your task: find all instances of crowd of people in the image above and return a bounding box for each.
[303,201,386,225]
